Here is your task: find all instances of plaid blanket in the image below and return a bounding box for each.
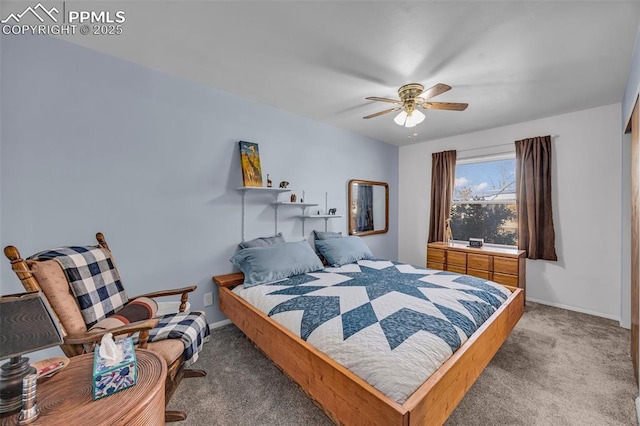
[148,311,210,367]
[29,246,128,328]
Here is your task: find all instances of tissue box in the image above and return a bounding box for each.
[92,337,137,400]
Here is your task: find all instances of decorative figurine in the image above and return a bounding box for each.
[445,218,453,245]
[279,181,289,188]
[328,208,337,215]
[266,174,272,188]
[300,190,305,203]
[290,193,297,202]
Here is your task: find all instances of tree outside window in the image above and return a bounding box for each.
[450,156,517,246]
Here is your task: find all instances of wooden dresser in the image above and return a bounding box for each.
[427,242,526,292]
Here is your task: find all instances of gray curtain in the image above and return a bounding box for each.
[428,150,457,243]
[515,135,558,260]
[356,185,374,232]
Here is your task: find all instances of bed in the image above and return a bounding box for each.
[213,238,524,425]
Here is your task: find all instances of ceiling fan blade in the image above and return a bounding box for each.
[365,96,402,104]
[422,102,468,111]
[420,83,451,101]
[363,107,401,119]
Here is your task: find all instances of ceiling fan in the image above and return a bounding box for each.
[363,83,468,127]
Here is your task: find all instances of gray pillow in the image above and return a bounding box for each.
[312,230,343,265]
[239,232,285,249]
[313,230,343,240]
[314,236,374,267]
[230,241,324,287]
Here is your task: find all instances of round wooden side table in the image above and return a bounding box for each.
[1,349,166,426]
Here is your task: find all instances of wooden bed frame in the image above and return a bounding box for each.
[213,272,524,425]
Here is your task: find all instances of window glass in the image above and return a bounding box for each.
[451,156,517,246]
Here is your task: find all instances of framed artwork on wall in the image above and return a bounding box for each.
[238,141,263,187]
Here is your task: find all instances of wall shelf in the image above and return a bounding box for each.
[272,201,319,234]
[238,187,338,240]
[238,186,291,241]
[237,186,291,194]
[296,215,343,235]
[272,202,318,208]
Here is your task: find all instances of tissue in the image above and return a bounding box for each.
[98,333,124,366]
[92,336,137,400]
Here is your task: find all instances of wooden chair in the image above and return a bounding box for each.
[4,233,206,422]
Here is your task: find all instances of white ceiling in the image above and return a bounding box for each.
[57,1,640,146]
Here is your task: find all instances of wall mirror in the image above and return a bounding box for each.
[348,179,389,236]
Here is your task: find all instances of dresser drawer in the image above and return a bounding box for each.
[448,251,467,266]
[467,268,490,280]
[427,248,446,264]
[427,261,445,271]
[493,272,519,287]
[425,242,525,293]
[468,254,490,271]
[446,264,466,274]
[494,256,519,275]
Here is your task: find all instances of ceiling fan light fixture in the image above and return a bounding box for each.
[405,109,425,127]
[363,83,466,127]
[394,110,408,126]
[394,109,425,127]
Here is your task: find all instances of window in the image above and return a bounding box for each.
[451,153,517,246]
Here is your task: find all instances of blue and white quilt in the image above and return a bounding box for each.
[233,259,512,404]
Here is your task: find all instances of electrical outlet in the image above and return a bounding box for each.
[204,292,214,307]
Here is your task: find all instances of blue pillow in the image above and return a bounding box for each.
[238,233,285,249]
[312,230,343,265]
[230,241,324,287]
[314,236,374,267]
[313,230,343,240]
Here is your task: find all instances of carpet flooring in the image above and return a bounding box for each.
[168,302,637,425]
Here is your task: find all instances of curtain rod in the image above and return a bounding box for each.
[457,135,559,153]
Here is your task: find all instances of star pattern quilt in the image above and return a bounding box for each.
[233,259,512,404]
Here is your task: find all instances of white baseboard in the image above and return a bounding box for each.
[209,319,232,329]
[526,297,621,322]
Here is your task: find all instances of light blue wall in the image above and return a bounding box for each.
[0,35,398,327]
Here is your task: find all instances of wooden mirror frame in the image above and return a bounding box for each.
[348,179,389,236]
